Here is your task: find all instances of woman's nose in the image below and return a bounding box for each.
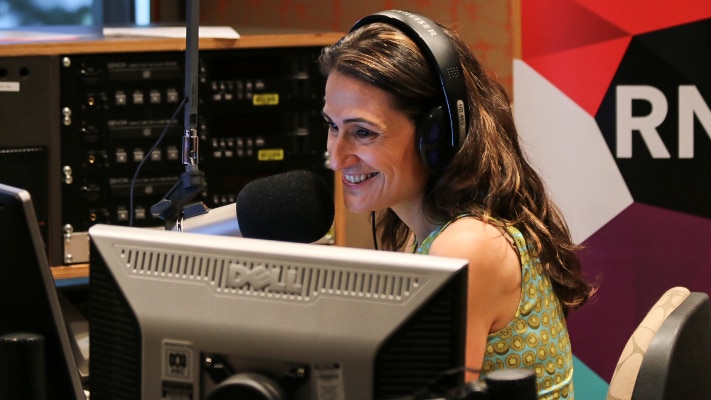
[327,135,356,171]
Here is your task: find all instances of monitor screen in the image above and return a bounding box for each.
[88,224,469,400]
[0,0,103,36]
[0,183,85,400]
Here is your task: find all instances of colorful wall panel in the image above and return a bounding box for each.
[515,0,711,393]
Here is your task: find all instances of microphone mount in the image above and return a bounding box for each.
[150,0,206,230]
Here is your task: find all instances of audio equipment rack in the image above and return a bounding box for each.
[0,30,343,275]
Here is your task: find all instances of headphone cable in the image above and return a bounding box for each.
[371,210,378,250]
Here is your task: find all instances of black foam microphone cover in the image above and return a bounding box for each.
[236,170,334,243]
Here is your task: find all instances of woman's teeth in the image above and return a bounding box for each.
[344,172,378,184]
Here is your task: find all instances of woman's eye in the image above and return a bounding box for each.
[324,120,338,133]
[355,128,374,139]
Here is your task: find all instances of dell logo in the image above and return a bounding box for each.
[226,262,303,295]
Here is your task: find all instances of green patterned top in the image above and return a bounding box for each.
[415,216,574,399]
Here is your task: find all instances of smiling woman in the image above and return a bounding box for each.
[319,10,597,399]
[322,71,428,217]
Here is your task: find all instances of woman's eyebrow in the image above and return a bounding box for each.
[321,111,379,126]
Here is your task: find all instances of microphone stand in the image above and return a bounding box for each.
[150,0,207,230]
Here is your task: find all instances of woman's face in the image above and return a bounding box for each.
[323,71,429,214]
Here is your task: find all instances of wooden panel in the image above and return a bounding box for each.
[0,32,344,57]
[200,0,514,93]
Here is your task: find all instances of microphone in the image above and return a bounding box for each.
[173,170,334,243]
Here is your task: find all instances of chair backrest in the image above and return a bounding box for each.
[633,290,711,399]
[606,287,711,400]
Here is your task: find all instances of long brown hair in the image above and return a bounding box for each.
[319,20,596,314]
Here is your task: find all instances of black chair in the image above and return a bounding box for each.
[607,287,711,400]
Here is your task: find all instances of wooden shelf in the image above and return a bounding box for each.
[52,264,89,280]
[0,31,344,57]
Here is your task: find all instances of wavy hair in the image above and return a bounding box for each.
[319,20,596,314]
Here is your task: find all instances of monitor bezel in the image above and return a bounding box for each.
[88,223,469,400]
[0,183,85,400]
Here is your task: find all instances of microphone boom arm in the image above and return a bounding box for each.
[183,0,200,166]
[150,0,205,230]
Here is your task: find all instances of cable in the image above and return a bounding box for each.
[128,97,187,227]
[385,366,483,400]
[371,210,378,250]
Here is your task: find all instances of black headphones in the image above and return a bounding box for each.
[349,10,469,173]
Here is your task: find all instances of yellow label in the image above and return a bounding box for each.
[258,149,284,161]
[253,93,279,106]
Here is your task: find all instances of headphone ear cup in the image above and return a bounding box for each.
[417,105,452,172]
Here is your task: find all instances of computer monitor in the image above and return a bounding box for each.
[88,224,469,400]
[0,0,103,36]
[0,183,85,400]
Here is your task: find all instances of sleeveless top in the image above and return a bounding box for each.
[415,216,574,399]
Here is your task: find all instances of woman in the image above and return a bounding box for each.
[319,10,596,400]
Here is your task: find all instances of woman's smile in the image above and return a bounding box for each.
[342,172,379,185]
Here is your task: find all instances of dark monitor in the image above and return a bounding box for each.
[0,183,85,400]
[88,224,469,400]
[0,0,103,36]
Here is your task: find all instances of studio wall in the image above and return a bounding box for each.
[200,0,514,93]
[515,0,711,397]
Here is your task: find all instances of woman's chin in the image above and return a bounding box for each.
[344,200,374,214]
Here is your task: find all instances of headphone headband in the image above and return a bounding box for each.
[350,10,468,152]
